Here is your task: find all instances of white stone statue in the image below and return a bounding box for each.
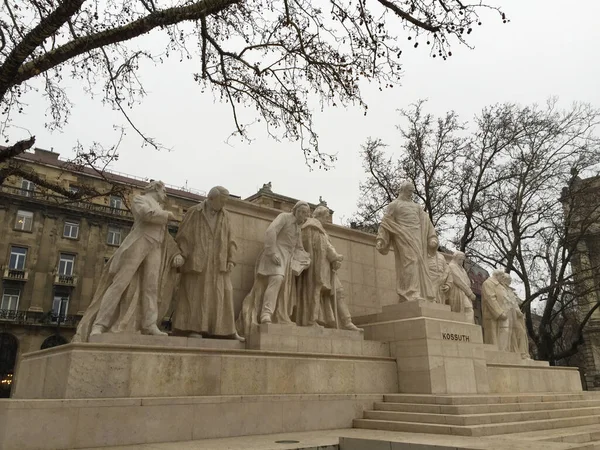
[481,269,510,350]
[295,206,362,331]
[375,181,437,303]
[73,181,184,341]
[237,201,311,337]
[172,186,243,341]
[427,236,451,304]
[447,252,475,323]
[500,272,531,359]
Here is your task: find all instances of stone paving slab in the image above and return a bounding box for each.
[78,428,585,450]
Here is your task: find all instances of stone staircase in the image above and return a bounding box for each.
[354,392,600,447]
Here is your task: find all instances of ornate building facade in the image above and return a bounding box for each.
[565,175,600,390]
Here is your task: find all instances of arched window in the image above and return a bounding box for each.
[40,334,68,350]
[0,333,18,398]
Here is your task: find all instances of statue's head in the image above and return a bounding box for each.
[397,181,415,198]
[452,251,466,264]
[500,272,512,286]
[292,201,311,225]
[492,268,505,281]
[312,205,330,224]
[144,180,167,203]
[207,186,230,211]
[428,236,439,250]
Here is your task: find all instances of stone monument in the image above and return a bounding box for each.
[73,180,183,341]
[172,186,243,341]
[295,206,362,331]
[447,251,476,323]
[237,200,311,337]
[500,272,531,359]
[481,269,510,350]
[375,181,437,303]
[427,236,451,304]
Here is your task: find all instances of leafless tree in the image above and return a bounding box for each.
[354,99,467,233]
[0,0,507,181]
[354,99,600,364]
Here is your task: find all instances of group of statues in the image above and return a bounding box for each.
[73,179,530,360]
[74,180,361,343]
[375,181,476,321]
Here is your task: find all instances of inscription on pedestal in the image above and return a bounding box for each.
[442,332,470,342]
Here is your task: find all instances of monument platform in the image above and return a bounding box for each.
[1,301,588,450]
[12,340,397,399]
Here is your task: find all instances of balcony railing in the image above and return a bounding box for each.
[0,185,133,219]
[0,309,81,327]
[2,266,28,281]
[54,274,78,286]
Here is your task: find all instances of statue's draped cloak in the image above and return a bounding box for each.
[172,202,237,336]
[377,201,436,302]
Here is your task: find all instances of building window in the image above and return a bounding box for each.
[63,221,79,239]
[58,253,75,276]
[20,179,35,197]
[107,226,122,246]
[8,247,27,270]
[69,186,79,195]
[109,196,123,210]
[52,295,69,321]
[15,210,33,231]
[1,288,20,312]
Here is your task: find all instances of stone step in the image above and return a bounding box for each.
[363,405,600,426]
[374,399,600,414]
[354,414,600,437]
[382,393,599,405]
[507,424,600,443]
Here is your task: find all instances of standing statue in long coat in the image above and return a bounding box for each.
[500,272,531,359]
[172,186,243,340]
[296,206,361,331]
[447,251,476,323]
[481,269,510,350]
[376,181,437,303]
[427,236,451,304]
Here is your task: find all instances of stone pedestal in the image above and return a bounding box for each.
[357,301,489,394]
[355,301,582,395]
[12,336,398,400]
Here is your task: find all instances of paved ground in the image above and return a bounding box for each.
[81,428,587,450]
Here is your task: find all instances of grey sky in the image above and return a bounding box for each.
[9,0,600,226]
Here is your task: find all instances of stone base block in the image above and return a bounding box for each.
[89,333,245,350]
[12,342,398,399]
[358,306,489,395]
[354,300,471,326]
[0,393,380,450]
[483,345,549,367]
[487,364,582,393]
[246,323,389,357]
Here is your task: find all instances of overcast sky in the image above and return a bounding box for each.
[9,0,600,228]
